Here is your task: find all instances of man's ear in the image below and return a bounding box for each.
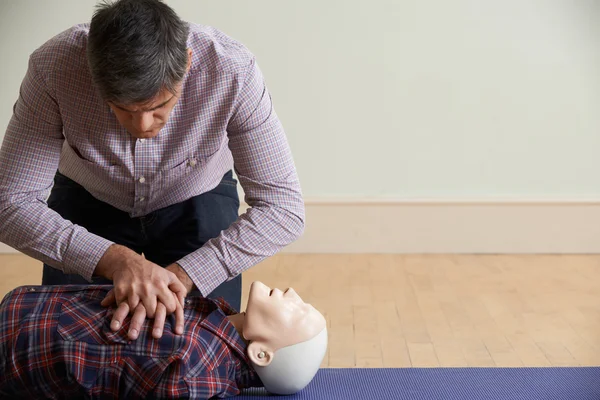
[186,48,192,72]
[247,341,274,367]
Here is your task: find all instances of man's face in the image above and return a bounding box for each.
[106,49,192,139]
[107,84,181,139]
[243,281,325,350]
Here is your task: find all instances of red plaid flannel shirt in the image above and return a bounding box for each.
[0,285,262,399]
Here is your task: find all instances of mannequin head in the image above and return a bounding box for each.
[231,281,327,395]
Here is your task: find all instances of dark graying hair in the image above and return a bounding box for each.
[87,0,190,105]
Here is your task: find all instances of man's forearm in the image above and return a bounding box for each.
[176,193,305,296]
[0,55,114,282]
[0,198,114,281]
[95,244,135,280]
[166,263,196,294]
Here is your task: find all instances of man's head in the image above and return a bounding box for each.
[242,281,327,395]
[87,0,191,138]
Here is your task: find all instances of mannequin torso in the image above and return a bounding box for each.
[0,285,262,399]
[0,281,327,398]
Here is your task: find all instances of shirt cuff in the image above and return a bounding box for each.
[176,245,229,297]
[62,227,115,282]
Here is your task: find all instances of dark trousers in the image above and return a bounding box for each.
[41,170,242,311]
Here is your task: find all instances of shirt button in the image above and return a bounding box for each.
[139,138,146,143]
[188,159,197,167]
[138,197,145,202]
[138,176,146,183]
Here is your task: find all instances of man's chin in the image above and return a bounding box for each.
[130,129,161,139]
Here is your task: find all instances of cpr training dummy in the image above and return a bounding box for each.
[0,281,327,398]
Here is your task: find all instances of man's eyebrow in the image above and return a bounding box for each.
[115,96,174,112]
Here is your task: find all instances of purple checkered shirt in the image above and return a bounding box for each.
[0,23,304,295]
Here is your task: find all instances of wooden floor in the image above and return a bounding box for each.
[2,253,600,368]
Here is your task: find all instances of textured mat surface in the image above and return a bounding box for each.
[236,367,600,399]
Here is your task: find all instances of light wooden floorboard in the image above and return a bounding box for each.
[1,253,600,368]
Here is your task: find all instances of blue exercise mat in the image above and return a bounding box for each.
[237,367,600,399]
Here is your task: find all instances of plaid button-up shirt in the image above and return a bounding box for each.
[0,22,304,296]
[0,285,262,399]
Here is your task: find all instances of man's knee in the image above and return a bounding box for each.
[41,264,111,285]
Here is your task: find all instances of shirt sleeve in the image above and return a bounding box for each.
[0,55,114,281]
[176,57,305,295]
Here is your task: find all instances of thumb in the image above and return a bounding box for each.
[101,289,116,307]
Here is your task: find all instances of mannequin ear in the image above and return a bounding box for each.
[247,341,274,366]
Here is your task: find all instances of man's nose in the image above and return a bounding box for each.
[133,112,153,132]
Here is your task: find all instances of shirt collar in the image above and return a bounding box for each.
[197,297,263,388]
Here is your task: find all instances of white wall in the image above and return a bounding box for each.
[1,0,599,201]
[1,1,599,254]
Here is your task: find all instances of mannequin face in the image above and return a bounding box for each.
[242,281,326,366]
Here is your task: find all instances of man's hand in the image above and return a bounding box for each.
[165,263,196,294]
[107,292,184,340]
[95,244,188,339]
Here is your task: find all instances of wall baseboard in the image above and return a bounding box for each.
[2,200,599,254]
[0,243,16,254]
[279,199,600,254]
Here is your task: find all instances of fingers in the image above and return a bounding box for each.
[145,296,184,338]
[157,284,178,315]
[128,304,147,340]
[141,291,158,319]
[149,290,186,338]
[173,293,184,335]
[127,292,141,314]
[113,284,141,315]
[157,270,189,314]
[101,289,116,307]
[111,301,130,332]
[110,298,183,339]
[110,261,189,341]
[152,302,167,339]
[168,278,188,310]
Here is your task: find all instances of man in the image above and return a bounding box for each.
[0,0,304,339]
[0,281,328,398]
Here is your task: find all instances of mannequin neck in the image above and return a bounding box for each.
[227,312,248,344]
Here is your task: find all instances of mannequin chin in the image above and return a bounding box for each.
[226,281,328,395]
